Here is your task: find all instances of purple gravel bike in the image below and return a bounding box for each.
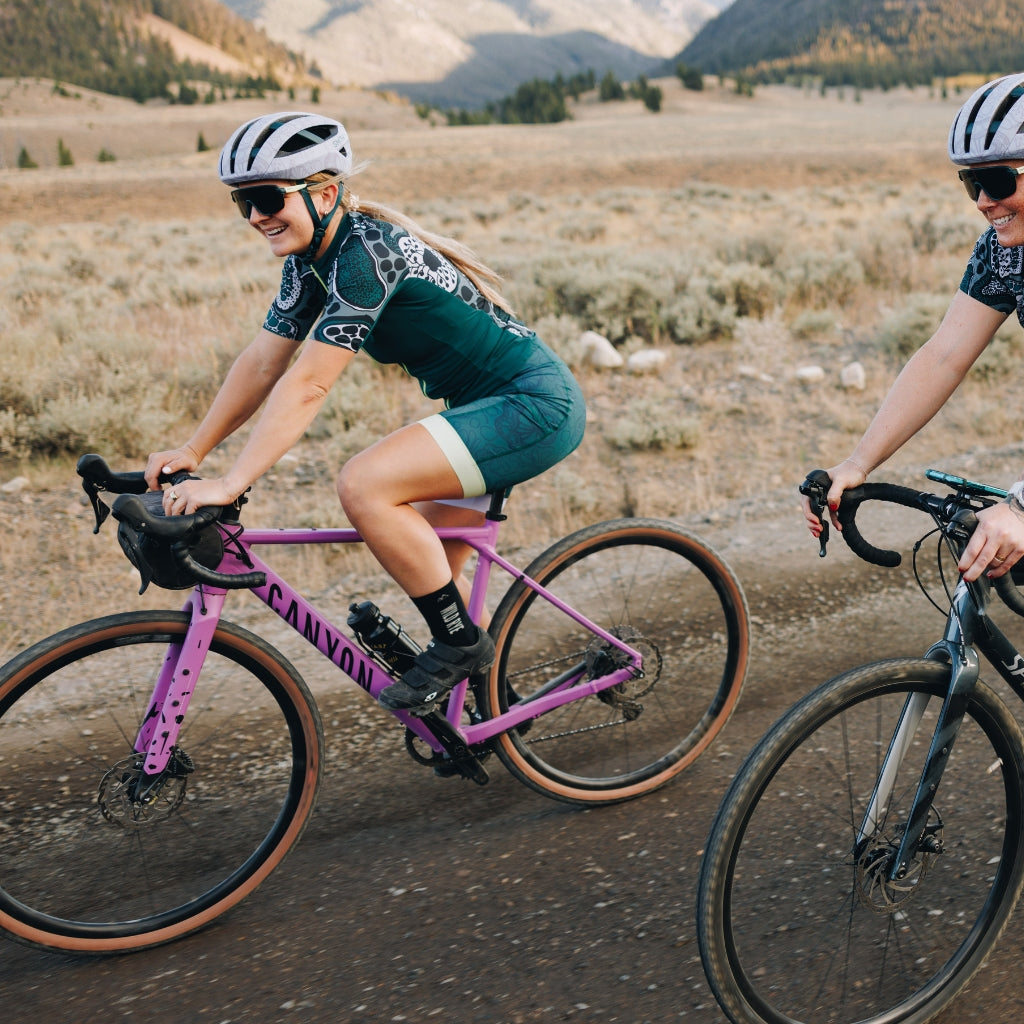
[0,453,748,953]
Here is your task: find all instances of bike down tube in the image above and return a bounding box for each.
[977,615,1024,705]
[238,521,498,731]
[134,587,229,775]
[214,543,448,751]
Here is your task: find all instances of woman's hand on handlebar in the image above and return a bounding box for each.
[801,458,867,538]
[958,499,1024,582]
[163,476,240,517]
[145,445,200,491]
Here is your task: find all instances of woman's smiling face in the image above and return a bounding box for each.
[969,163,1024,247]
[240,180,317,257]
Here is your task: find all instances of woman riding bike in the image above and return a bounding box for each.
[802,73,1024,582]
[146,111,585,715]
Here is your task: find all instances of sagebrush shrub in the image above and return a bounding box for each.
[876,293,949,359]
[604,400,701,451]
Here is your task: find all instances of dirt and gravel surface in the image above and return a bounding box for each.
[6,447,1024,1024]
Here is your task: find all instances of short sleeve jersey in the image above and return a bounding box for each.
[263,211,537,407]
[959,227,1024,325]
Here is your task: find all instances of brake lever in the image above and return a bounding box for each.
[799,469,832,558]
[82,477,111,534]
[80,464,195,534]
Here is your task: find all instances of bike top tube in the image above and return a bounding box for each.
[238,520,504,548]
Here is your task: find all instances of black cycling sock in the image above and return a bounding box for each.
[412,581,478,647]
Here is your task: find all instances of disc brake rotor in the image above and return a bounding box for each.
[585,626,661,717]
[97,749,193,828]
[854,812,942,914]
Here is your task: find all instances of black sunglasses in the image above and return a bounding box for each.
[957,165,1024,201]
[230,182,309,219]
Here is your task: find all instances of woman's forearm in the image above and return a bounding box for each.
[220,374,332,497]
[219,339,356,499]
[850,351,963,471]
[850,291,1006,473]
[186,333,298,462]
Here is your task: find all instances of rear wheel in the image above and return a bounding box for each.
[0,611,323,953]
[697,659,1024,1024]
[482,518,748,805]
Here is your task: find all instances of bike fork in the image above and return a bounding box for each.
[134,589,226,775]
[856,582,981,881]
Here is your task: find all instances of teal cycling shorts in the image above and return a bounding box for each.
[420,340,585,496]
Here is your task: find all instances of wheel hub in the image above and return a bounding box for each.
[97,748,193,828]
[853,815,942,914]
[586,626,661,718]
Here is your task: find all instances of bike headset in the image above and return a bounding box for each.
[948,72,1024,165]
[218,112,353,260]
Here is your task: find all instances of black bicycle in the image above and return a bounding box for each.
[697,468,1024,1024]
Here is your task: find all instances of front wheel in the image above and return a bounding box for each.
[697,659,1024,1024]
[0,611,324,953]
[482,518,749,805]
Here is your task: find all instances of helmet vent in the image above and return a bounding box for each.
[246,116,302,169]
[986,85,1024,148]
[284,124,337,153]
[962,90,992,152]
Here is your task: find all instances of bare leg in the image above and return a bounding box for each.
[414,500,490,628]
[337,423,467,598]
[343,425,499,712]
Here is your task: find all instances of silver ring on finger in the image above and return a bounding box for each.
[169,491,179,501]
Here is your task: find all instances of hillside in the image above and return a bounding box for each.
[0,0,307,101]
[677,0,1024,86]
[221,0,733,106]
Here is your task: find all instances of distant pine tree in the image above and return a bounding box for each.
[599,71,625,102]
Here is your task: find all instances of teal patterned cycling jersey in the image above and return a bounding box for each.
[959,227,1024,324]
[263,211,537,407]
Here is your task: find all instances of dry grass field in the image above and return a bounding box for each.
[2,73,1022,658]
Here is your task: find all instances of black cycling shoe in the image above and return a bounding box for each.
[378,630,495,715]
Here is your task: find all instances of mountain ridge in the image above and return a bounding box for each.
[677,0,1024,86]
[221,0,732,106]
[0,0,308,102]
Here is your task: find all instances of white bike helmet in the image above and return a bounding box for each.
[948,73,1024,165]
[219,112,352,185]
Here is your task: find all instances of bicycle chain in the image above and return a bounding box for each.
[506,651,634,743]
[525,716,631,744]
[505,649,583,681]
